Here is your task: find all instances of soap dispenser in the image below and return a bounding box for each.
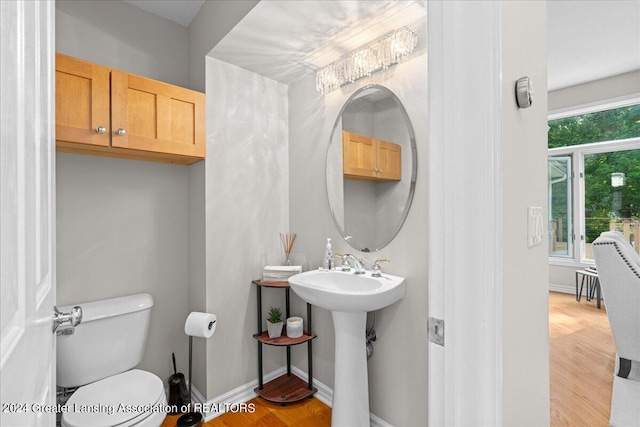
[323,238,333,270]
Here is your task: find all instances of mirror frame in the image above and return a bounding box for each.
[326,84,417,252]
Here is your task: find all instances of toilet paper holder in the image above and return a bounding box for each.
[178,312,217,427]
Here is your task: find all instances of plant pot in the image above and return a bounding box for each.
[267,320,283,339]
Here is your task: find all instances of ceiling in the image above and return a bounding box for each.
[123,0,640,91]
[123,0,205,27]
[210,1,427,85]
[547,0,640,90]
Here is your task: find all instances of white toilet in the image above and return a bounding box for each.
[57,293,167,427]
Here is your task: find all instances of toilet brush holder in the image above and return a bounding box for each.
[177,336,203,427]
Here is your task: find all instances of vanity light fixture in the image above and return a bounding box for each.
[315,26,418,94]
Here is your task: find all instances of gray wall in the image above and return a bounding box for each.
[56,0,189,88]
[56,154,190,383]
[500,2,549,423]
[188,0,259,91]
[548,71,640,288]
[288,20,428,426]
[204,57,290,398]
[55,0,192,383]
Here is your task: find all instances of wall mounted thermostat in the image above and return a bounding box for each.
[515,76,533,109]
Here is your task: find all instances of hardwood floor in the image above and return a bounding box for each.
[164,291,615,427]
[549,291,616,426]
[161,397,331,427]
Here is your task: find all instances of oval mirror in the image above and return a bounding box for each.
[326,84,417,252]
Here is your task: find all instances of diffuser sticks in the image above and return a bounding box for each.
[280,232,297,266]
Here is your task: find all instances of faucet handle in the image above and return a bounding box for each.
[334,253,351,271]
[371,259,390,277]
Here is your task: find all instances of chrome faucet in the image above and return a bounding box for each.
[335,253,366,274]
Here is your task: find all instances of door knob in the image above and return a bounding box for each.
[116,128,126,136]
[53,305,82,333]
[96,126,106,134]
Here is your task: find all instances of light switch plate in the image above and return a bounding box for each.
[528,206,543,247]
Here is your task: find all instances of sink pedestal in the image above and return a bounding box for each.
[288,269,406,427]
[332,311,369,427]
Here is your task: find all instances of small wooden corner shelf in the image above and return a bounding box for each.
[253,373,317,404]
[253,330,316,346]
[252,279,316,404]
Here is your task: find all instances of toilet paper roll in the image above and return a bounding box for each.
[184,312,217,338]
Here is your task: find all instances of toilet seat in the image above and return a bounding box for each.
[61,369,166,427]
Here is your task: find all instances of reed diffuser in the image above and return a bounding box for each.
[280,232,297,266]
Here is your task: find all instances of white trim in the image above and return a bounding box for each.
[548,94,640,120]
[428,1,503,425]
[199,367,285,421]
[194,367,392,426]
[548,137,640,156]
[549,258,594,268]
[548,283,576,295]
[190,383,206,406]
[549,283,604,303]
[289,366,333,408]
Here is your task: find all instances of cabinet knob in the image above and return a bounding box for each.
[96,126,106,134]
[116,128,126,136]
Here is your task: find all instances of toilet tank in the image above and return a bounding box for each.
[56,293,154,388]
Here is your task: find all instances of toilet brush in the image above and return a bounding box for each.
[177,312,217,427]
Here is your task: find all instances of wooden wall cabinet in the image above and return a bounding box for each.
[342,130,401,181]
[55,53,205,165]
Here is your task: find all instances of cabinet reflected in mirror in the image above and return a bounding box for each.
[327,85,417,252]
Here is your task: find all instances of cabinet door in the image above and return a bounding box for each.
[343,131,376,179]
[55,53,110,147]
[376,139,401,181]
[111,70,205,158]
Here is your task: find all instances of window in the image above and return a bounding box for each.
[548,155,572,258]
[548,103,640,264]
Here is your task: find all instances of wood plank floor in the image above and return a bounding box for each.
[549,291,615,426]
[163,291,615,426]
[161,397,331,427]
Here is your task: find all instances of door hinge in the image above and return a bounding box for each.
[428,317,444,346]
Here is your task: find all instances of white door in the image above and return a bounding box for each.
[1,1,57,426]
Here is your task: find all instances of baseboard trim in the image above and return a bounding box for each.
[200,366,286,421]
[549,283,575,295]
[196,366,392,426]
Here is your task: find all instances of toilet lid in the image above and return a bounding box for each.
[63,369,165,427]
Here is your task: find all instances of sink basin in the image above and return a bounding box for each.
[288,269,405,312]
[288,268,406,426]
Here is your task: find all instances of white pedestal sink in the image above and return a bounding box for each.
[289,269,405,426]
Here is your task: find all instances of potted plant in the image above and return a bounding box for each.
[267,306,284,339]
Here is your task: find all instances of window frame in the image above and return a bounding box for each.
[548,96,640,267]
